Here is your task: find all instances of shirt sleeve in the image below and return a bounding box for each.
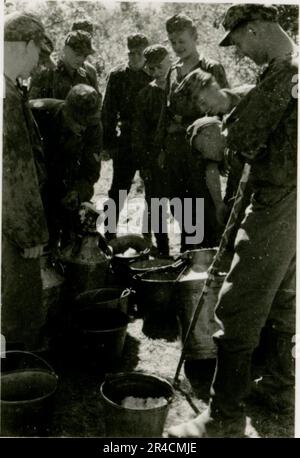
[226,62,296,159]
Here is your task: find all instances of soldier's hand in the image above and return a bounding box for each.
[22,244,46,259]
[61,191,80,211]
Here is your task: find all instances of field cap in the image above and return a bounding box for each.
[143,45,169,65]
[65,84,101,126]
[127,33,149,50]
[4,11,53,53]
[166,13,196,34]
[65,30,95,55]
[72,19,94,35]
[219,3,279,46]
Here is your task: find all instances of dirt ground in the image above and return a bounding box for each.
[8,161,294,438]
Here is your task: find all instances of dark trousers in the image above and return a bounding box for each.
[1,235,46,350]
[210,188,296,424]
[141,161,170,256]
[165,132,219,252]
[106,145,138,236]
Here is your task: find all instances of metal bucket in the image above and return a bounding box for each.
[129,258,180,276]
[73,308,130,364]
[100,372,174,437]
[74,288,131,315]
[0,351,58,436]
[176,249,232,360]
[110,249,150,287]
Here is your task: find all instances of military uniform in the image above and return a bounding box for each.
[156,57,229,251]
[29,30,99,99]
[2,76,49,349]
[29,59,99,99]
[30,96,102,248]
[133,80,169,255]
[102,63,152,233]
[211,51,297,420]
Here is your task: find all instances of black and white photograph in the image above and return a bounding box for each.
[0,0,298,441]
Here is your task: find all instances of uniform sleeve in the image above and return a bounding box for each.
[28,68,52,99]
[85,62,101,95]
[201,57,230,89]
[2,96,49,249]
[72,123,102,202]
[154,69,171,150]
[226,63,296,159]
[132,89,150,167]
[101,71,119,150]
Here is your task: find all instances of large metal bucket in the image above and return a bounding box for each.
[100,372,174,437]
[0,351,58,436]
[72,308,130,369]
[74,288,131,315]
[176,249,232,360]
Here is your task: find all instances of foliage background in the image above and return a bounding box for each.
[4,0,299,92]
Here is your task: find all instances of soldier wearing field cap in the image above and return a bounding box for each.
[29,29,99,99]
[155,13,229,252]
[102,33,151,240]
[2,12,51,350]
[132,45,171,256]
[30,84,102,249]
[168,4,297,437]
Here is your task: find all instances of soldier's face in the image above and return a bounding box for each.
[148,55,171,82]
[168,29,197,59]
[194,81,226,115]
[21,40,41,78]
[128,47,146,70]
[230,24,266,65]
[63,45,87,69]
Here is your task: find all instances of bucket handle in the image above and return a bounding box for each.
[0,350,57,376]
[121,288,131,298]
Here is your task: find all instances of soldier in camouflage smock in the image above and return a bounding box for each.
[168,4,297,438]
[2,12,51,350]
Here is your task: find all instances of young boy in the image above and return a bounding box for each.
[156,14,229,252]
[132,45,171,256]
[176,68,254,238]
[102,34,151,240]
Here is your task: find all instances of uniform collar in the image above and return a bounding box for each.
[57,59,87,78]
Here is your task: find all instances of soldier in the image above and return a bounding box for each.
[30,84,102,250]
[132,45,171,256]
[168,4,297,437]
[155,14,229,252]
[176,68,255,246]
[101,33,151,239]
[71,19,94,36]
[2,12,51,350]
[29,29,99,99]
